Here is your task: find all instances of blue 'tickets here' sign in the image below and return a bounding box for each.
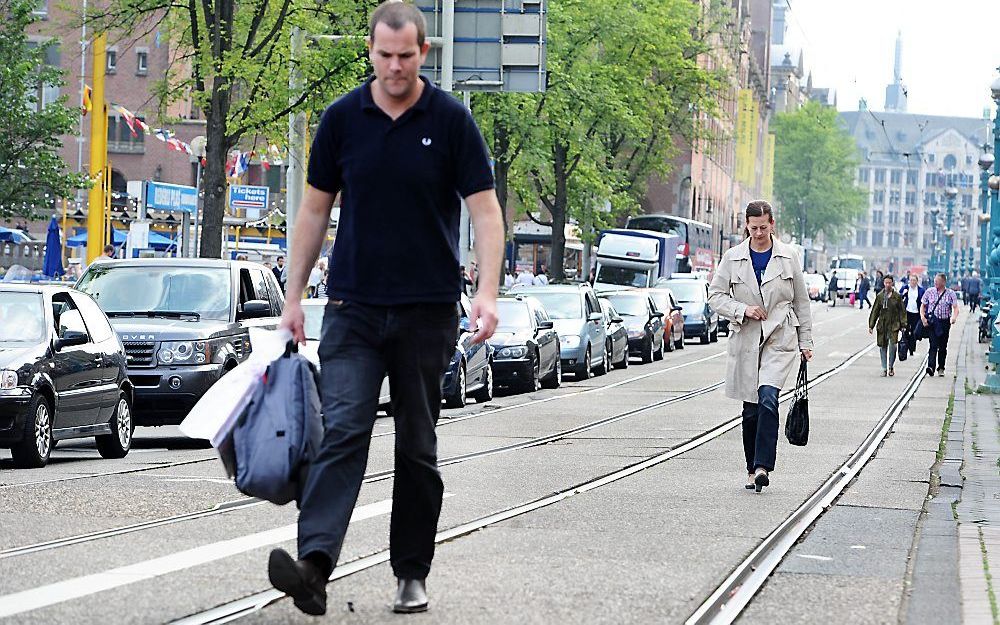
[229,185,269,219]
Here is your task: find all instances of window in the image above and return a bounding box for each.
[905,191,916,206]
[925,192,937,206]
[889,211,899,225]
[107,114,145,154]
[890,170,902,185]
[963,195,974,208]
[923,236,931,249]
[928,153,936,163]
[873,190,885,204]
[888,231,900,247]
[889,191,901,205]
[923,212,931,226]
[855,230,867,247]
[71,293,113,343]
[906,170,918,185]
[926,173,938,187]
[53,295,89,340]
[872,210,884,224]
[858,168,870,183]
[905,211,915,225]
[872,231,884,246]
[106,48,117,73]
[136,49,148,75]
[967,155,974,166]
[875,169,886,184]
[25,40,60,111]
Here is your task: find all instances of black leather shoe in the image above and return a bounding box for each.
[393,578,429,614]
[268,549,328,616]
[926,367,934,377]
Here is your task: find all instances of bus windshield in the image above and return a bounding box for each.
[596,265,650,288]
[834,258,865,271]
[627,216,686,240]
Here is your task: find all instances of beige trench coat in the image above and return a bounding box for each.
[707,237,814,403]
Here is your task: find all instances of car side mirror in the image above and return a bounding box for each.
[55,330,88,350]
[672,306,683,313]
[653,311,665,319]
[611,316,623,324]
[237,300,271,320]
[538,320,554,330]
[588,312,604,322]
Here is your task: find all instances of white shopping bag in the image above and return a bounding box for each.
[179,328,292,446]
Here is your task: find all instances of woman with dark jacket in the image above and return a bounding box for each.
[869,274,907,377]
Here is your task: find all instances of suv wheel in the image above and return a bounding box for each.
[471,361,494,403]
[11,394,53,469]
[97,392,133,459]
[444,363,467,408]
[576,346,592,379]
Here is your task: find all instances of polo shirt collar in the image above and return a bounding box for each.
[360,75,436,113]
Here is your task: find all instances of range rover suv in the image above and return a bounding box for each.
[76,259,284,425]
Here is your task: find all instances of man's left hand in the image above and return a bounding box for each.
[469,293,498,344]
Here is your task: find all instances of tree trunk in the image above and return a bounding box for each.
[493,121,511,271]
[548,140,568,282]
[199,103,231,258]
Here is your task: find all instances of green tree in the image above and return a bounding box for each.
[772,100,867,242]
[474,0,723,281]
[89,0,372,257]
[0,0,89,217]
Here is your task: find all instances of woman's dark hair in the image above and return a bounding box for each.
[743,200,774,238]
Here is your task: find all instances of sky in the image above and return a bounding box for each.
[780,0,1000,119]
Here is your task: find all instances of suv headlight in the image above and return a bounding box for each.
[158,341,210,365]
[0,370,18,390]
[559,335,581,348]
[498,346,528,359]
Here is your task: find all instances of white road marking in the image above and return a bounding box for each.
[850,545,867,550]
[161,478,234,485]
[795,554,834,561]
[0,495,454,618]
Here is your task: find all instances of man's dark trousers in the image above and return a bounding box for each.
[297,300,457,580]
[906,311,920,354]
[927,320,951,372]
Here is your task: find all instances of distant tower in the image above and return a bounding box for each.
[884,32,907,112]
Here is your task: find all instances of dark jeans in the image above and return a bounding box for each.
[906,311,920,354]
[741,385,780,473]
[927,320,951,372]
[858,291,871,308]
[969,293,981,311]
[297,300,457,580]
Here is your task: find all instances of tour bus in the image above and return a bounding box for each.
[625,214,714,274]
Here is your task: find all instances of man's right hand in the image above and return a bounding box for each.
[280,299,306,345]
[921,317,929,327]
[745,305,767,321]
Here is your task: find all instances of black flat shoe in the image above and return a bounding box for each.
[268,549,328,616]
[926,367,934,377]
[393,578,429,614]
[754,468,770,493]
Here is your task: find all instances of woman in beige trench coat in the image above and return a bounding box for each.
[708,201,814,492]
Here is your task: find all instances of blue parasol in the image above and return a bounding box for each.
[42,217,64,278]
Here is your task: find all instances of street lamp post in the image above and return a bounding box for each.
[929,205,941,275]
[981,150,995,276]
[944,186,958,283]
[983,76,1000,388]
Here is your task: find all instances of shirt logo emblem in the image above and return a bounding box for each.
[422,137,432,146]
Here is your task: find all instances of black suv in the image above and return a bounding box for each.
[76,259,285,425]
[0,285,132,468]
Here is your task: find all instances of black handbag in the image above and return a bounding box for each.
[898,330,909,361]
[785,360,809,446]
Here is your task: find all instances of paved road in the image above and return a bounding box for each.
[0,302,956,623]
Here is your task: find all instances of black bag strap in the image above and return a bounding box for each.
[283,340,298,358]
[794,360,808,401]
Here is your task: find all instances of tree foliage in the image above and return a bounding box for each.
[88,0,373,257]
[772,100,867,242]
[0,0,89,217]
[474,0,725,281]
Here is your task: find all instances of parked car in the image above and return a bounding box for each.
[638,287,686,350]
[76,259,284,425]
[508,283,608,379]
[602,291,666,363]
[442,294,494,408]
[299,299,391,414]
[662,277,718,344]
[490,296,561,392]
[598,297,629,370]
[803,272,828,302]
[0,285,133,468]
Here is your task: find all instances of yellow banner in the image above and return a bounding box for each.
[762,133,775,199]
[736,89,755,185]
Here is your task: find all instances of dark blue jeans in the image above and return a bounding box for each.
[297,299,457,580]
[741,385,780,473]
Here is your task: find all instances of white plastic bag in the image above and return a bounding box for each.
[179,328,292,446]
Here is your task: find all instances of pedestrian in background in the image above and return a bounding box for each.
[967,271,982,312]
[873,270,885,296]
[273,255,287,293]
[516,267,534,286]
[271,1,503,615]
[899,274,925,356]
[503,267,515,290]
[708,200,813,493]
[920,272,960,377]
[828,272,839,307]
[533,264,549,285]
[868,274,906,377]
[857,271,872,309]
[961,275,970,306]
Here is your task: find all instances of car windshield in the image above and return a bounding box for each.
[77,265,232,321]
[0,292,44,343]
[519,292,582,320]
[664,281,703,302]
[596,265,649,288]
[604,294,646,317]
[835,258,864,271]
[497,300,531,330]
[302,305,324,340]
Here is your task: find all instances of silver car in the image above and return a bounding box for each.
[508,283,608,379]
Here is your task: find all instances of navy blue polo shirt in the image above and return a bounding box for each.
[306,76,495,305]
